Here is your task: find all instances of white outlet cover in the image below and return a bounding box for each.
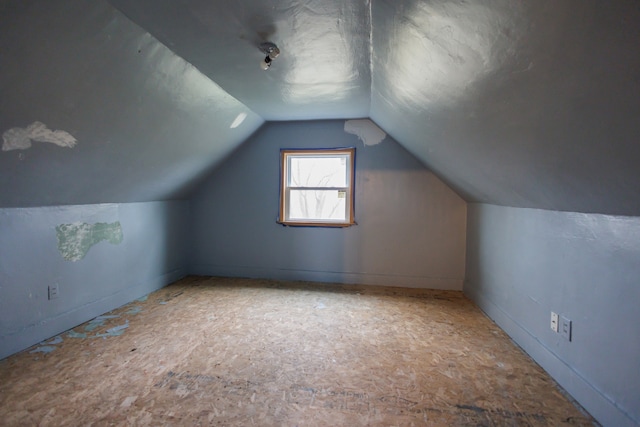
[550,312,559,332]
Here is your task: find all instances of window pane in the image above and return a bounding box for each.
[289,156,347,187]
[288,189,346,221]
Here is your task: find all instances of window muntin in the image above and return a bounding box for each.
[279,148,356,227]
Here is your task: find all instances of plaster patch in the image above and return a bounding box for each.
[344,119,386,146]
[56,221,123,262]
[2,121,77,151]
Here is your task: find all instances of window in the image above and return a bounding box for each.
[279,148,356,227]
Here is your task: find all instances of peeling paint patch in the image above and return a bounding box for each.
[95,321,129,338]
[2,121,77,151]
[56,221,123,261]
[84,321,104,332]
[67,331,87,339]
[29,346,56,354]
[344,119,386,146]
[46,336,63,345]
[126,306,142,315]
[29,335,64,354]
[84,315,120,331]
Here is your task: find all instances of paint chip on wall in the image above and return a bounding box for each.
[2,121,77,151]
[56,221,123,262]
[344,119,386,147]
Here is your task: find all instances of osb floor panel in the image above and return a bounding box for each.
[0,276,595,426]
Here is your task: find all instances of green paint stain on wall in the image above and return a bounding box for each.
[55,221,123,261]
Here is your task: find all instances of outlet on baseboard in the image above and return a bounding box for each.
[48,283,59,300]
[550,312,559,332]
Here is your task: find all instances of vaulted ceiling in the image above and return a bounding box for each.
[2,0,640,215]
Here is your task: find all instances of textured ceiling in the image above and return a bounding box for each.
[370,0,640,215]
[108,0,372,121]
[0,0,263,207]
[110,0,640,215]
[2,0,640,215]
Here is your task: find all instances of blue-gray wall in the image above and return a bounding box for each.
[190,120,467,289]
[0,201,189,360]
[465,203,640,427]
[0,0,262,208]
[0,1,258,360]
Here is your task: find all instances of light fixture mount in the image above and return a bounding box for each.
[259,42,280,70]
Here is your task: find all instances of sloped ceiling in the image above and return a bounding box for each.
[2,0,640,216]
[0,0,263,207]
[108,0,372,121]
[370,0,640,215]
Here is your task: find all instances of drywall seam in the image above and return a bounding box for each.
[344,119,386,146]
[2,121,77,151]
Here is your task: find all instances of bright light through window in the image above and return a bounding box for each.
[279,148,356,227]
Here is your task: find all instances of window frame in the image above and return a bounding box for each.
[278,147,356,227]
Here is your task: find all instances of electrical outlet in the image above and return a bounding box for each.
[48,283,59,300]
[550,312,559,332]
[560,316,572,341]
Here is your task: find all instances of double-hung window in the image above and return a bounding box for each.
[279,148,356,227]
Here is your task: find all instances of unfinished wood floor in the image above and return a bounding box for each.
[0,276,594,426]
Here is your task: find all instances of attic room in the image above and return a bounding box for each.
[0,0,638,425]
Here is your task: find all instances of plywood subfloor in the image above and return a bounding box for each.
[0,276,595,426]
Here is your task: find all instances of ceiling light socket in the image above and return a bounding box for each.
[259,42,279,55]
[259,42,280,70]
[260,57,271,70]
[267,48,280,60]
